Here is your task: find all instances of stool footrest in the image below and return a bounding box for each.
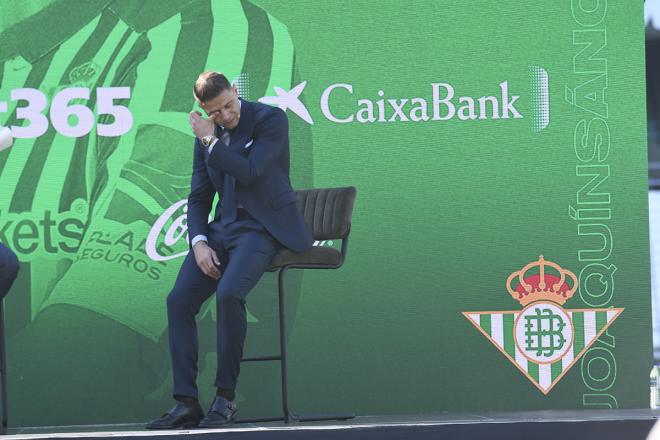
[235,416,285,424]
[234,413,355,425]
[241,355,281,362]
[290,412,356,423]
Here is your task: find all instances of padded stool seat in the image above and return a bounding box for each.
[269,246,342,269]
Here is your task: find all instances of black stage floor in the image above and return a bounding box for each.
[5,410,660,440]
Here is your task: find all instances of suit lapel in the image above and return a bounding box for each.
[228,98,254,152]
[204,125,223,190]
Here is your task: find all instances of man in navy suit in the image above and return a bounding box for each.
[0,244,19,301]
[147,72,313,429]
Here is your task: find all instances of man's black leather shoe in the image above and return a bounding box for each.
[198,396,237,428]
[146,402,204,430]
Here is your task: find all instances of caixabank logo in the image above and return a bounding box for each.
[260,66,550,132]
[463,255,623,394]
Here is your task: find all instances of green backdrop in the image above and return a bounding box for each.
[0,0,651,427]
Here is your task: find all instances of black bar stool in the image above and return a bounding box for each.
[238,186,357,424]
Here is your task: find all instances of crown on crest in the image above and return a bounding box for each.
[506,255,577,306]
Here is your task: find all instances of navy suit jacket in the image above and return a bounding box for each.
[187,99,314,253]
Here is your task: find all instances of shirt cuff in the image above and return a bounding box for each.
[191,235,208,247]
[207,138,219,154]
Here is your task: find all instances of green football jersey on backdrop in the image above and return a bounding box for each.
[0,0,312,425]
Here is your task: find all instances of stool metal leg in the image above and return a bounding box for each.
[277,267,354,424]
[233,267,294,425]
[278,267,291,423]
[0,300,7,435]
[237,265,355,425]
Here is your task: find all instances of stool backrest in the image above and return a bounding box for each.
[296,187,357,240]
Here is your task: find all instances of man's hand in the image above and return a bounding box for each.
[192,241,222,279]
[189,111,215,139]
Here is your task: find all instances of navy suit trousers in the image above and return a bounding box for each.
[167,211,281,399]
[0,244,19,300]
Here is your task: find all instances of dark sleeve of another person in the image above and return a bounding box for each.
[0,244,19,299]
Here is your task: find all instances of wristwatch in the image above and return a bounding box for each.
[201,134,217,147]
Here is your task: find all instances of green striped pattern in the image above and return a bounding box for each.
[0,0,298,341]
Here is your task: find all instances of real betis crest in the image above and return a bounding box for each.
[463,256,623,394]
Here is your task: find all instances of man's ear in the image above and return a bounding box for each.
[193,93,204,108]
